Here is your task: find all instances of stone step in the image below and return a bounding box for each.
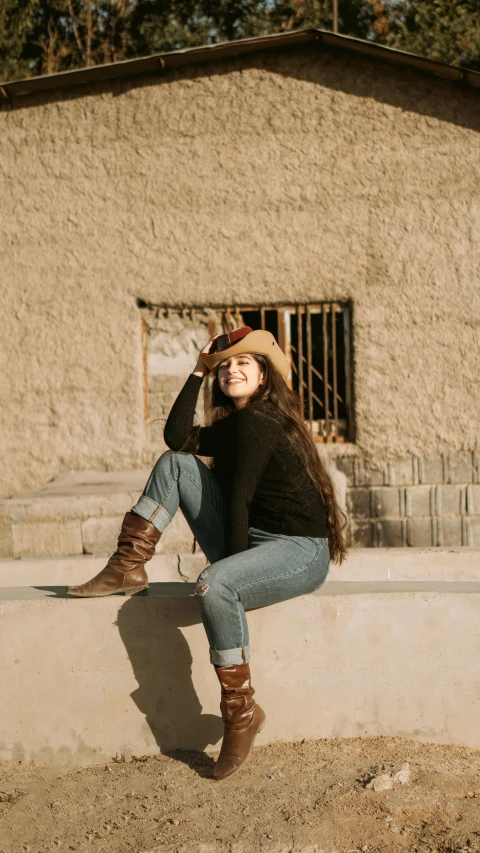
[0,469,196,559]
[0,464,347,559]
[1,546,480,586]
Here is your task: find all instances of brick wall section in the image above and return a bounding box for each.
[339,453,480,547]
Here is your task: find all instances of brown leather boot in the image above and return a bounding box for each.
[66,512,161,597]
[213,662,266,780]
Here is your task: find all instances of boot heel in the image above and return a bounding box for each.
[258,713,267,733]
[124,586,149,596]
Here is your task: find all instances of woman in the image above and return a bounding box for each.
[67,326,347,779]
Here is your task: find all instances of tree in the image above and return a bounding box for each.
[1,0,479,83]
[258,0,374,39]
[0,0,40,80]
[375,0,480,71]
[0,0,138,80]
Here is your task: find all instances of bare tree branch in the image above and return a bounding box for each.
[68,0,86,59]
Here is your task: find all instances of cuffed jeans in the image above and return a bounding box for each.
[131,451,330,666]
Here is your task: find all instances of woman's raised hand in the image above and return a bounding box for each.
[192,334,221,377]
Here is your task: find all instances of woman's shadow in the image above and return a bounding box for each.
[116,583,223,775]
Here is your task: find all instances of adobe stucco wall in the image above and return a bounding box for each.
[1,46,480,498]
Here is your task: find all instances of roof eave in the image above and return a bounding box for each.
[1,28,479,103]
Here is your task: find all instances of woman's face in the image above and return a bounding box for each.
[217,353,265,408]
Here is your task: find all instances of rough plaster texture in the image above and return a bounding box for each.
[2,581,480,764]
[2,46,480,497]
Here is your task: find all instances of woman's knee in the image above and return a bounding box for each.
[151,449,184,479]
[156,449,181,465]
[194,565,232,601]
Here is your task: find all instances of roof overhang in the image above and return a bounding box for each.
[1,28,479,104]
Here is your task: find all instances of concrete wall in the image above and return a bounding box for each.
[2,46,480,497]
[2,573,480,764]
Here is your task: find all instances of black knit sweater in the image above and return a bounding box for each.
[164,373,329,556]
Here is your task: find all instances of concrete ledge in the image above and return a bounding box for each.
[1,580,480,764]
[0,553,208,587]
[3,580,480,599]
[1,546,479,587]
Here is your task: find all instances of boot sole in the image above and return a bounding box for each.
[66,586,149,598]
[213,711,267,781]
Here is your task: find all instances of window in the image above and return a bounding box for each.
[138,300,354,443]
[234,303,354,443]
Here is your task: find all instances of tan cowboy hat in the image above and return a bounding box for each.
[201,326,290,380]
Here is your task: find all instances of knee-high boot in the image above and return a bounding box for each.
[213,662,266,780]
[66,512,161,597]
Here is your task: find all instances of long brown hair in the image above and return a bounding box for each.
[204,353,348,565]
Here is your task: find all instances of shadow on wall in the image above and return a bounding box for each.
[8,45,480,134]
[116,587,223,771]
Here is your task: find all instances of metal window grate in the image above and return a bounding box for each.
[223,302,354,443]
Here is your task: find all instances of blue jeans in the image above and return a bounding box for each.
[131,451,330,666]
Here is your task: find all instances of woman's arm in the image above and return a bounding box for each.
[225,407,280,556]
[163,339,219,453]
[163,372,205,450]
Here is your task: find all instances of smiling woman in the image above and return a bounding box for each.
[67,326,347,781]
[217,354,265,407]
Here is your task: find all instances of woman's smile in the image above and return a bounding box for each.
[218,355,264,407]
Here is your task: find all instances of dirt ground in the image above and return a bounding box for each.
[1,737,480,853]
